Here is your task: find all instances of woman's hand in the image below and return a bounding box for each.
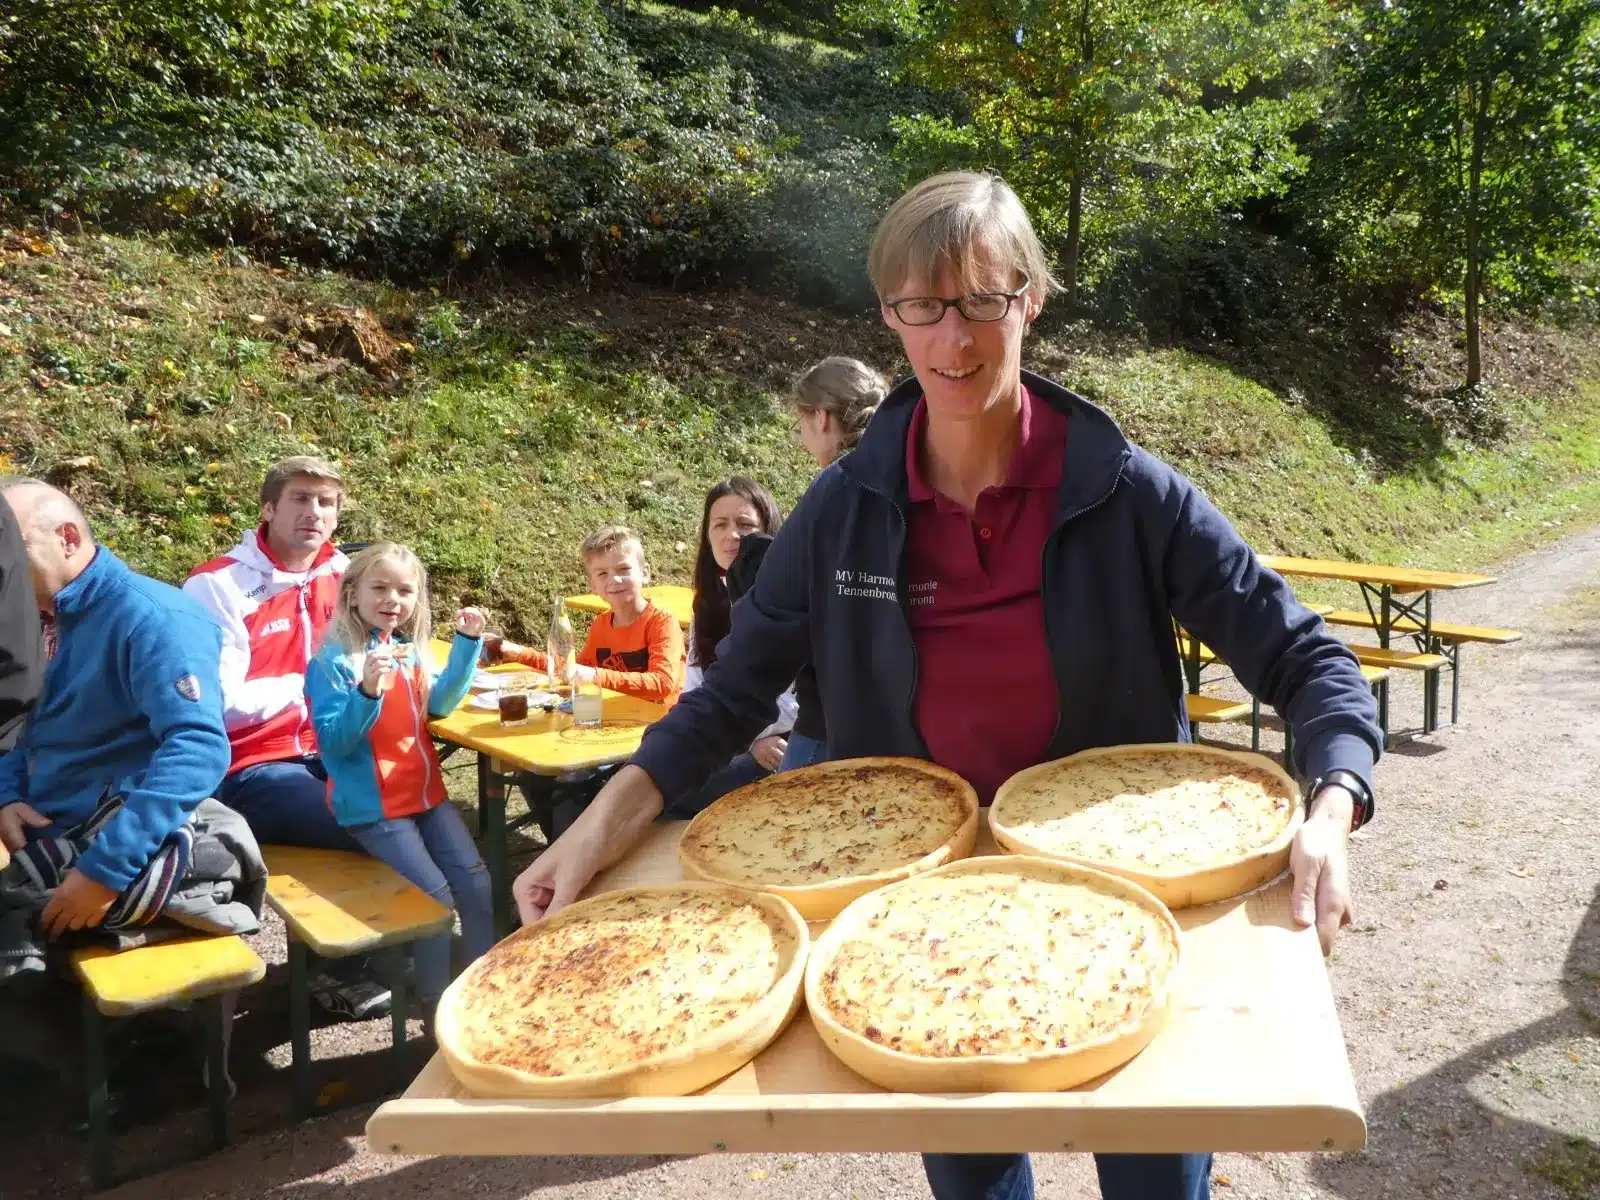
[750,734,787,772]
[455,607,486,638]
[1289,785,1355,956]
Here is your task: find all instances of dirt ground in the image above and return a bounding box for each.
[3,523,1597,1199]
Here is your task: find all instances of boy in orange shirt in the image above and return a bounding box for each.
[486,526,685,706]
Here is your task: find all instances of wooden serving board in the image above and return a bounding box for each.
[367,824,1365,1156]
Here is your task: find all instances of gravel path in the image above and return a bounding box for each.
[4,525,1597,1199]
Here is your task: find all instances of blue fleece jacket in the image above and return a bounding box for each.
[0,548,230,890]
[633,370,1382,805]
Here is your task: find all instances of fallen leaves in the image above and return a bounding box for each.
[1507,865,1535,878]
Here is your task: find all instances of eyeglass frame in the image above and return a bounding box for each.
[882,276,1033,326]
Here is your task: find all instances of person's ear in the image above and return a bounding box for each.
[60,522,85,559]
[640,561,653,586]
[819,410,833,434]
[1023,290,1044,325]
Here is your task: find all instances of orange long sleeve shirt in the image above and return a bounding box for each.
[511,602,686,706]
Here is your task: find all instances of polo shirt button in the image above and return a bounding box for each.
[979,527,993,539]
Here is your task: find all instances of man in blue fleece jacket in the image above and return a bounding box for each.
[0,480,231,938]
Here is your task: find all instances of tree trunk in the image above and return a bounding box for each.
[1464,79,1491,387]
[1064,165,1083,302]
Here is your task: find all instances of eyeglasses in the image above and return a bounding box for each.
[883,277,1031,326]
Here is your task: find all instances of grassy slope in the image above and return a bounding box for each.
[3,228,1598,635]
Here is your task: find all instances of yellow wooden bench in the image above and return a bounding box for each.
[1322,609,1522,644]
[73,935,265,1189]
[1185,694,1254,724]
[1326,610,1520,729]
[264,845,453,1119]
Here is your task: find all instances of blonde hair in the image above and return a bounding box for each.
[580,524,646,567]
[790,357,886,455]
[868,171,1057,300]
[261,456,344,508]
[325,543,434,688]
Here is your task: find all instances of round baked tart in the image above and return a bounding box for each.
[435,883,808,1097]
[678,756,979,921]
[989,743,1303,909]
[806,855,1181,1092]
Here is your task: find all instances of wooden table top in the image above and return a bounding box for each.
[565,585,694,629]
[367,822,1365,1157]
[426,640,668,774]
[1258,555,1495,594]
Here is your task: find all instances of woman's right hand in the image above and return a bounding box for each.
[514,764,664,924]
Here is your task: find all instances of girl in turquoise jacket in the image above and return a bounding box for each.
[305,542,491,1016]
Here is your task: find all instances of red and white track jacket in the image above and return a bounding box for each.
[182,528,348,774]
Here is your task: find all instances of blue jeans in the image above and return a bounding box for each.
[348,804,495,1007]
[216,758,359,852]
[778,733,827,771]
[922,1152,1212,1200]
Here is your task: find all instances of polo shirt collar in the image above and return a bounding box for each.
[843,368,1132,523]
[904,387,1063,506]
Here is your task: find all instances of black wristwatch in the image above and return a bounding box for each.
[1307,770,1374,831]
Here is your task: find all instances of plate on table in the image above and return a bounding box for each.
[468,689,563,712]
[471,668,543,693]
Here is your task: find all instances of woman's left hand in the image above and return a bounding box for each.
[751,734,787,771]
[455,607,486,638]
[1289,785,1355,957]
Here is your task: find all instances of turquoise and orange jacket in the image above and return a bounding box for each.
[305,630,480,826]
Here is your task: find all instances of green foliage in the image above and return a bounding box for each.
[1306,0,1600,380]
[883,0,1336,293]
[0,0,915,300]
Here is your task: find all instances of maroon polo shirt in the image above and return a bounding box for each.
[904,389,1065,803]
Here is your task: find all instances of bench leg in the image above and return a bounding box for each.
[1423,668,1439,734]
[1250,698,1261,753]
[82,994,114,1191]
[288,936,313,1121]
[379,946,410,1093]
[204,994,232,1150]
[1450,645,1462,726]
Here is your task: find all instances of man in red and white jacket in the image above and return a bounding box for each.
[184,456,389,1019]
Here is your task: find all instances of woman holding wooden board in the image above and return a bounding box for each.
[514,171,1382,1200]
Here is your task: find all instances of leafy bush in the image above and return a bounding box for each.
[0,0,915,300]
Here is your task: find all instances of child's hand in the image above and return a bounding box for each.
[455,607,486,638]
[361,648,399,698]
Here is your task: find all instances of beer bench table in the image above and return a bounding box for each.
[566,584,694,630]
[366,822,1366,1158]
[1257,556,1498,732]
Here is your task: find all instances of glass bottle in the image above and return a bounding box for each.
[546,594,576,692]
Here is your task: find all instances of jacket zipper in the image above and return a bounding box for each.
[293,580,312,756]
[1040,459,1128,750]
[403,650,435,809]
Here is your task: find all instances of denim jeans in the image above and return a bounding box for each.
[921,1152,1212,1200]
[778,732,827,772]
[216,758,359,852]
[348,803,495,1007]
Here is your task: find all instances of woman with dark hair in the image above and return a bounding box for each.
[666,476,793,814]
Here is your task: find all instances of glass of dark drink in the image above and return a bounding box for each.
[497,689,530,727]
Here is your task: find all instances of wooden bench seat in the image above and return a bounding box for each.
[1323,610,1522,644]
[264,845,453,1119]
[72,935,264,1189]
[1347,645,1448,671]
[74,935,264,1019]
[1185,694,1254,723]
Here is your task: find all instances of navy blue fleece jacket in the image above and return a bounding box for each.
[632,370,1381,808]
